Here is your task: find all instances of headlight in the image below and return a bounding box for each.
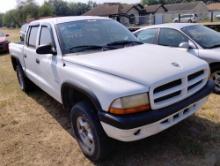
[109,93,150,115]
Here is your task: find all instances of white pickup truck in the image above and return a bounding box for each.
[9,16,213,161]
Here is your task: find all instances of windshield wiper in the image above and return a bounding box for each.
[207,44,220,49]
[69,45,109,53]
[106,40,143,46]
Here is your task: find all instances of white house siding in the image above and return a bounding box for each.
[159,2,209,22]
[127,8,140,25]
[193,3,209,20]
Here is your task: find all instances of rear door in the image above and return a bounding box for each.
[23,25,40,84]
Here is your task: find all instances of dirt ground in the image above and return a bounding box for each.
[0,29,219,166]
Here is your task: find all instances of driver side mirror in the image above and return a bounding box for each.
[179,41,196,50]
[36,44,57,55]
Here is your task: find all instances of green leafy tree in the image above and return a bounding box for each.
[142,0,160,5]
[48,0,69,16]
[0,14,4,27]
[2,0,97,27]
[3,10,20,27]
[39,2,54,17]
[68,2,93,16]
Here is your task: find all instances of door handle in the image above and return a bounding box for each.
[36,58,40,64]
[24,54,27,58]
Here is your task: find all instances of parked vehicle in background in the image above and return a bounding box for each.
[216,14,220,19]
[9,17,213,161]
[173,14,198,23]
[0,32,9,53]
[20,23,29,42]
[134,23,220,93]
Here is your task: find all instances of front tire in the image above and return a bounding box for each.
[70,101,111,161]
[211,65,220,94]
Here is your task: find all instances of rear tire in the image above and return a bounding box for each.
[16,65,33,92]
[70,101,111,161]
[210,65,220,94]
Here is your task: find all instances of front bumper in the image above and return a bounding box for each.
[99,80,214,142]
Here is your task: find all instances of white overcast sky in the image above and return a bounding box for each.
[0,0,141,13]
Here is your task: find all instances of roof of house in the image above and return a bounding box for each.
[165,1,205,12]
[145,4,163,13]
[207,3,220,11]
[83,3,141,16]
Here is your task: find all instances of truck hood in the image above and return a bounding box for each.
[63,44,207,85]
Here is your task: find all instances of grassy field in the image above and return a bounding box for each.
[0,28,220,166]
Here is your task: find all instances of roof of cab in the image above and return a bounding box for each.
[29,16,110,25]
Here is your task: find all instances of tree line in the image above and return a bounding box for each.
[0,0,97,27]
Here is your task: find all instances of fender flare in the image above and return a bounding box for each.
[61,82,103,112]
[10,56,21,71]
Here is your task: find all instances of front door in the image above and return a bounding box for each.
[36,25,61,101]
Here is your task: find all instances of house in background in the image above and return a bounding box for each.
[145,1,209,23]
[207,3,220,21]
[83,3,146,26]
[145,4,167,14]
[165,1,208,19]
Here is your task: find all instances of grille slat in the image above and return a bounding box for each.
[188,74,206,87]
[155,91,181,103]
[154,85,183,99]
[154,79,182,93]
[188,70,204,81]
[151,69,207,109]
[188,80,203,91]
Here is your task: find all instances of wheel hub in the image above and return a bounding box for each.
[211,71,220,92]
[76,116,95,155]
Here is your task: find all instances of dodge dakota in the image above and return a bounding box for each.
[9,16,214,161]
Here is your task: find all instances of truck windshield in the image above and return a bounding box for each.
[182,25,220,49]
[57,19,140,54]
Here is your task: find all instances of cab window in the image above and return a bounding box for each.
[39,26,53,46]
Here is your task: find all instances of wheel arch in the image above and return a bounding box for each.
[61,82,102,113]
[11,56,20,71]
